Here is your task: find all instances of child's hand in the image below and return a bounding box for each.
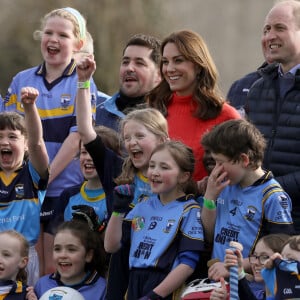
[208,261,229,282]
[26,286,38,300]
[210,277,228,300]
[224,248,244,274]
[76,56,96,82]
[264,252,282,269]
[205,165,230,201]
[113,184,135,213]
[21,87,39,105]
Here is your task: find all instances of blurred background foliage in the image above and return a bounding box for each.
[0,0,274,97]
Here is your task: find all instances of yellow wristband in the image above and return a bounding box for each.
[77,80,90,89]
[203,197,216,210]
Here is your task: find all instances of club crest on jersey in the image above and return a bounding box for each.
[244,205,257,221]
[163,219,175,233]
[60,94,71,109]
[15,184,24,198]
[278,194,289,209]
[132,216,145,231]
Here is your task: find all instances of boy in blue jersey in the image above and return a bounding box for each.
[0,87,49,286]
[201,119,294,282]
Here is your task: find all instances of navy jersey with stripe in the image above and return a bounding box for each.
[212,173,294,261]
[125,195,204,271]
[0,161,46,245]
[3,61,98,197]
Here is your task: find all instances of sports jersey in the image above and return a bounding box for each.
[262,259,300,300]
[84,135,123,217]
[63,181,107,223]
[125,195,204,270]
[0,280,27,300]
[132,171,152,205]
[212,172,294,261]
[0,161,47,245]
[34,271,106,300]
[3,60,97,197]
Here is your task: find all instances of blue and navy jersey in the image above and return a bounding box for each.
[34,271,106,300]
[0,161,46,245]
[3,60,98,197]
[212,173,294,261]
[262,259,300,300]
[63,181,107,223]
[132,172,153,206]
[125,195,204,271]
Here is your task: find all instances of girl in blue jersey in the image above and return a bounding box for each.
[34,220,106,300]
[105,141,205,299]
[74,54,170,300]
[0,87,49,286]
[208,233,290,300]
[0,230,38,300]
[3,7,99,276]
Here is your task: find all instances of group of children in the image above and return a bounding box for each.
[0,5,298,300]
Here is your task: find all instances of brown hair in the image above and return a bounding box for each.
[56,220,106,277]
[150,140,198,196]
[147,29,224,119]
[201,119,266,169]
[123,33,161,67]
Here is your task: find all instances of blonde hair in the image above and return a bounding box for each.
[34,7,87,44]
[115,108,168,184]
[0,230,29,283]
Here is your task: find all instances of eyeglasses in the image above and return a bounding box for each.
[248,254,270,265]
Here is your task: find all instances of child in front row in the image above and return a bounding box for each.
[201,119,294,283]
[105,141,205,299]
[0,87,49,286]
[0,230,37,300]
[34,220,106,299]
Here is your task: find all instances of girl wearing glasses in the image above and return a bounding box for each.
[210,233,289,300]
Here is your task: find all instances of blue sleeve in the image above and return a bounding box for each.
[178,250,200,269]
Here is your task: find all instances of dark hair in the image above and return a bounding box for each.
[0,112,29,161]
[150,140,198,196]
[201,119,266,169]
[55,220,106,277]
[0,112,27,137]
[147,30,224,119]
[123,33,161,67]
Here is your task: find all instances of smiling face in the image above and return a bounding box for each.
[0,233,28,281]
[119,45,161,97]
[123,120,162,176]
[161,42,198,96]
[79,144,98,181]
[262,2,300,72]
[250,239,275,282]
[53,229,93,285]
[0,128,27,174]
[148,148,187,203]
[41,16,81,70]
